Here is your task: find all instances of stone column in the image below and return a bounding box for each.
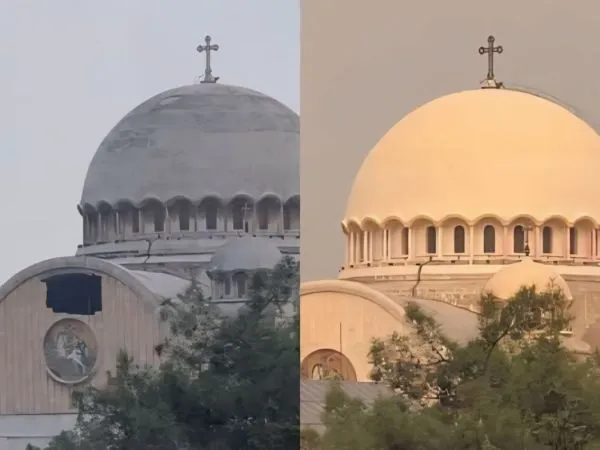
[566,225,571,257]
[407,228,412,262]
[382,229,388,260]
[363,231,368,262]
[503,226,508,255]
[469,225,474,263]
[534,226,540,257]
[437,226,443,257]
[592,229,597,260]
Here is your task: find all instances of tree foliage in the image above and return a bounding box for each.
[310,286,600,450]
[36,257,299,450]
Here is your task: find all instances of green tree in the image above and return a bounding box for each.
[318,286,600,450]
[37,257,299,450]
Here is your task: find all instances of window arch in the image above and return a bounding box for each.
[569,227,578,255]
[542,226,552,254]
[426,226,437,254]
[401,227,409,255]
[179,203,191,231]
[513,225,525,253]
[453,226,465,254]
[233,272,249,297]
[483,225,496,253]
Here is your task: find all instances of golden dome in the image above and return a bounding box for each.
[484,258,572,301]
[344,89,600,227]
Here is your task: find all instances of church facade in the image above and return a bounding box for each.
[0,36,299,449]
[299,37,600,388]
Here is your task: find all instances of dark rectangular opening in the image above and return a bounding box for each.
[43,273,102,315]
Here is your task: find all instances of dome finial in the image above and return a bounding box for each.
[196,35,220,83]
[478,35,504,89]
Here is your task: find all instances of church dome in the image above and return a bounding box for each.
[209,236,282,272]
[80,83,299,209]
[344,89,600,227]
[484,258,572,301]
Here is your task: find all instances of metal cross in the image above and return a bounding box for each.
[478,35,503,83]
[196,35,220,83]
[241,203,252,233]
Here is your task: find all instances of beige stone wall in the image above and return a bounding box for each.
[300,281,409,381]
[0,275,163,415]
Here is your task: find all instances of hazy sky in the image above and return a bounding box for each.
[0,1,299,282]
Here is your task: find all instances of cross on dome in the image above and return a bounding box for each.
[478,35,503,88]
[196,35,220,83]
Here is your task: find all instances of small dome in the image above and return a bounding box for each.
[209,236,282,272]
[344,89,600,226]
[484,258,572,301]
[80,83,299,208]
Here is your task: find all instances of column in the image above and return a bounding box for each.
[469,225,474,263]
[382,229,388,260]
[566,225,571,257]
[438,226,443,257]
[503,226,508,254]
[407,228,412,261]
[363,231,368,262]
[138,209,143,234]
[115,210,121,237]
[534,226,540,257]
[279,203,284,233]
[592,229,597,260]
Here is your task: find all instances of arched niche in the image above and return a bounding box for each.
[228,196,254,232]
[300,279,409,381]
[283,195,300,231]
[256,195,282,232]
[301,349,357,381]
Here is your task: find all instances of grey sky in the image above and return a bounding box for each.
[0,1,299,282]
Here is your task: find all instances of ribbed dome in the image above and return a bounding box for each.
[344,89,600,227]
[484,258,572,301]
[209,236,282,272]
[80,83,299,208]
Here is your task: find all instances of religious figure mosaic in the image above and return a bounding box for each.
[301,349,357,382]
[43,319,98,384]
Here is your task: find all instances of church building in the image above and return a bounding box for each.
[0,36,299,449]
[300,36,600,390]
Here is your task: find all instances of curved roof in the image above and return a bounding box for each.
[80,83,299,209]
[344,88,600,227]
[484,258,572,300]
[209,236,282,272]
[0,256,189,310]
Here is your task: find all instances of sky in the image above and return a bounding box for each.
[0,1,299,282]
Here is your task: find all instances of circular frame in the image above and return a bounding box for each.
[43,318,100,385]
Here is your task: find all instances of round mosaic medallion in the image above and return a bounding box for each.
[43,319,98,384]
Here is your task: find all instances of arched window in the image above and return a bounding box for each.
[542,226,553,254]
[483,225,496,253]
[153,206,165,232]
[233,272,248,297]
[426,226,437,254]
[453,226,465,254]
[257,206,269,230]
[513,225,525,253]
[179,203,191,231]
[131,209,140,233]
[401,228,409,255]
[224,277,231,296]
[570,227,578,255]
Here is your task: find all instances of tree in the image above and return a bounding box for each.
[36,257,300,450]
[316,285,600,450]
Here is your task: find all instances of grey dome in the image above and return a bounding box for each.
[209,236,282,272]
[80,83,299,208]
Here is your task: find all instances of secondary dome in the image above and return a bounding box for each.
[344,89,600,226]
[484,258,572,301]
[209,236,282,272]
[80,83,299,208]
